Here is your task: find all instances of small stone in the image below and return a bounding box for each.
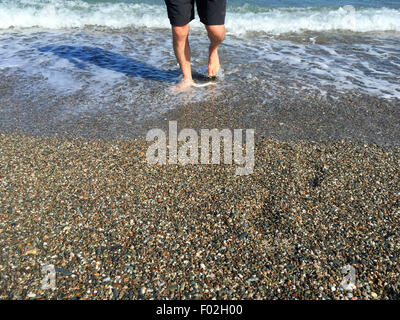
[238,232,248,240]
[371,292,378,298]
[247,276,259,283]
[55,267,71,276]
[347,292,353,299]
[25,248,38,255]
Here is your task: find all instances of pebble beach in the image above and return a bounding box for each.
[1,0,400,302]
[1,132,399,299]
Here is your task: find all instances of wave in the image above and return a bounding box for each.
[1,0,400,34]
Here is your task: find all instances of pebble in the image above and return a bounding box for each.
[25,248,38,256]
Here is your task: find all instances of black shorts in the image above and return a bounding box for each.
[165,0,226,26]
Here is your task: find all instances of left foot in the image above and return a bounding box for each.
[208,49,220,77]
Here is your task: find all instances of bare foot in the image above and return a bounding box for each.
[208,50,220,77]
[171,78,194,92]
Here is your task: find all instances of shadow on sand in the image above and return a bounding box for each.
[38,45,181,82]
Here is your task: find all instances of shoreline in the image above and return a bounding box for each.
[1,68,399,146]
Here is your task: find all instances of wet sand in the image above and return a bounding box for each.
[1,71,399,146]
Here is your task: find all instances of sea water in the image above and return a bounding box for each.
[0,0,399,138]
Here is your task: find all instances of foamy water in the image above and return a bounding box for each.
[1,0,400,34]
[0,0,399,128]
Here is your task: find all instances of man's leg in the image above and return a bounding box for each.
[172,24,193,90]
[196,0,227,77]
[205,25,226,77]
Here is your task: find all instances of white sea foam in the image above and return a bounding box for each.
[226,6,400,34]
[1,0,400,34]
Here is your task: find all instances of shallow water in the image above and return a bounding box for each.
[0,1,399,141]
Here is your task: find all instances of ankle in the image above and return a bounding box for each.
[209,45,219,53]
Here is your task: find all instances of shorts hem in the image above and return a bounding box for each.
[170,17,194,27]
[200,19,226,26]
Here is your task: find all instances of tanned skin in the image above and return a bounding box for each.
[171,24,225,91]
